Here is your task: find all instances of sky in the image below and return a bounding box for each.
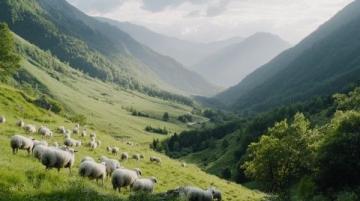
[66,0,354,44]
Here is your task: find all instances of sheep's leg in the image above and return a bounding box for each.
[12,148,16,155]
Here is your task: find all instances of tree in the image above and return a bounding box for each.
[0,23,20,81]
[163,112,170,122]
[317,111,360,191]
[242,113,313,191]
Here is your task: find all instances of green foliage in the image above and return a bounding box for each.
[68,114,87,125]
[145,126,169,135]
[317,111,360,191]
[162,112,170,121]
[177,113,193,123]
[0,23,20,81]
[33,94,63,114]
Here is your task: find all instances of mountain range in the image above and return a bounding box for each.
[216,0,360,112]
[193,32,290,87]
[0,0,218,96]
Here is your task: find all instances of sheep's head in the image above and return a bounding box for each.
[134,168,142,176]
[150,176,157,183]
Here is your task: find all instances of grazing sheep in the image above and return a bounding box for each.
[38,126,53,138]
[64,136,81,147]
[126,141,134,146]
[120,152,129,161]
[131,177,157,193]
[33,140,48,149]
[90,132,96,138]
[10,135,34,154]
[212,188,222,201]
[78,161,106,185]
[106,146,112,152]
[16,120,25,127]
[24,124,36,134]
[73,126,79,134]
[40,147,76,173]
[150,156,161,164]
[181,162,187,167]
[33,144,49,161]
[89,140,101,150]
[81,156,95,163]
[111,147,119,155]
[81,129,87,137]
[111,168,142,192]
[0,116,6,124]
[172,186,220,201]
[132,154,142,161]
[57,126,66,134]
[99,156,121,177]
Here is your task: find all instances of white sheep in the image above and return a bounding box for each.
[78,160,106,185]
[40,147,76,173]
[24,124,36,134]
[57,126,67,134]
[120,152,129,161]
[81,129,87,137]
[81,156,95,163]
[89,140,101,150]
[16,120,25,127]
[111,168,142,192]
[126,141,134,146]
[99,156,121,177]
[33,140,48,149]
[111,147,119,155]
[150,156,161,164]
[38,126,53,138]
[33,144,49,161]
[106,146,112,152]
[73,126,79,134]
[181,162,187,167]
[90,132,96,138]
[64,136,81,147]
[0,116,6,124]
[132,154,142,161]
[174,186,220,201]
[131,177,157,193]
[10,135,34,154]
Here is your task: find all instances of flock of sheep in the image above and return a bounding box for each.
[2,116,222,201]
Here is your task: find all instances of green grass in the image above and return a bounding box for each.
[0,85,265,201]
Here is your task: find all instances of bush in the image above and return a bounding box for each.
[145,126,169,135]
[33,95,63,113]
[178,114,193,123]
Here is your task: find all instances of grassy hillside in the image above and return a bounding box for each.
[0,32,266,201]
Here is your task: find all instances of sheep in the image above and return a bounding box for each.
[89,140,101,150]
[150,156,161,164]
[78,160,106,185]
[40,147,76,173]
[38,126,53,138]
[106,146,112,152]
[120,152,129,161]
[132,154,142,161]
[111,168,142,192]
[0,116,6,124]
[90,132,96,138]
[57,126,67,134]
[81,156,95,163]
[181,162,187,167]
[16,120,25,127]
[64,136,81,147]
[111,147,119,155]
[32,140,48,149]
[99,156,121,177]
[24,124,36,134]
[33,144,49,161]
[126,141,133,146]
[10,135,34,154]
[73,126,79,135]
[131,177,157,193]
[81,129,87,137]
[172,186,221,201]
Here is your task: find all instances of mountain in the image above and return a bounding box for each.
[193,33,290,87]
[97,17,244,67]
[0,0,217,96]
[216,0,360,112]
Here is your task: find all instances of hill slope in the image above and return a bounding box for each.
[0,0,217,96]
[193,33,290,87]
[216,0,360,111]
[98,17,244,67]
[0,31,266,201]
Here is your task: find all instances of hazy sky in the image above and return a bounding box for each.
[67,0,353,43]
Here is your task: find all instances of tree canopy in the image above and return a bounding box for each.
[0,23,20,81]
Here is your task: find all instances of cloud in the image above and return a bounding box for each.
[206,0,231,17]
[67,0,125,14]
